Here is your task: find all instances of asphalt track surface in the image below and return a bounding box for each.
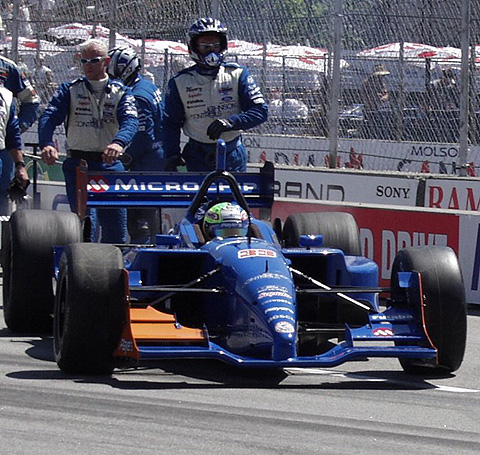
[1,281,479,455]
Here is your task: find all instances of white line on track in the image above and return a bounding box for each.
[285,368,480,393]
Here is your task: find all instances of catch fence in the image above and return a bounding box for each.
[2,0,479,173]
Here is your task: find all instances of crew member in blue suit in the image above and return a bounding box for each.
[108,46,163,243]
[162,17,268,172]
[0,85,30,199]
[0,54,40,214]
[39,39,138,243]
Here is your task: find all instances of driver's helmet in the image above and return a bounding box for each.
[188,17,228,69]
[107,46,140,85]
[203,202,248,239]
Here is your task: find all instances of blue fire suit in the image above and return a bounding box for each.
[0,90,22,154]
[163,62,268,171]
[0,55,40,214]
[125,74,164,243]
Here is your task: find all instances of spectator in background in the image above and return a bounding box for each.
[268,88,309,120]
[108,46,164,244]
[18,0,33,38]
[360,63,393,139]
[428,68,460,143]
[0,12,5,42]
[0,53,40,215]
[33,55,55,105]
[163,17,268,172]
[39,39,138,243]
[361,63,390,112]
[430,68,460,110]
[141,57,156,84]
[65,52,83,80]
[16,54,31,78]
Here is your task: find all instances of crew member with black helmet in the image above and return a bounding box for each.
[162,17,268,172]
[108,46,164,243]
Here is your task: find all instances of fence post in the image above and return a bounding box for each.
[108,0,117,49]
[328,0,343,169]
[11,0,19,62]
[458,0,470,176]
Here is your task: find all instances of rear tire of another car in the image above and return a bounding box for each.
[54,243,126,375]
[282,212,362,255]
[2,210,82,333]
[391,246,467,375]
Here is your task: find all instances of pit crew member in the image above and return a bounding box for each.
[39,39,138,243]
[162,17,268,172]
[0,54,40,214]
[108,46,163,243]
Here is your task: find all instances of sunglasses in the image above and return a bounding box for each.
[197,43,222,51]
[80,56,106,65]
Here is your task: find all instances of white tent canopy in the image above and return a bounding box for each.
[357,42,462,69]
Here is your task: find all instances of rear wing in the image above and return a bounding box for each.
[76,153,274,218]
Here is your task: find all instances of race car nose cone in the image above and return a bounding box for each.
[272,329,296,360]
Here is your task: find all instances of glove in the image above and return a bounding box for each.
[207,118,234,140]
[164,155,185,172]
[8,178,30,204]
[119,152,133,170]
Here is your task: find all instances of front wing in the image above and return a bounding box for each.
[114,303,437,369]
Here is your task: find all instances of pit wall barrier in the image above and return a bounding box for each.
[267,165,480,304]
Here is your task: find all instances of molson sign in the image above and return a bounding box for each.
[244,133,479,174]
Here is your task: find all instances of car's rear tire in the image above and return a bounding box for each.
[2,210,82,333]
[54,243,126,375]
[282,212,362,255]
[391,246,467,375]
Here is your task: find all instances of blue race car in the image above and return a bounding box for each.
[2,143,467,376]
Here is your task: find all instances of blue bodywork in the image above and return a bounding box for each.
[71,143,437,369]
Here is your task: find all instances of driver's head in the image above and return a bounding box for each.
[203,202,248,240]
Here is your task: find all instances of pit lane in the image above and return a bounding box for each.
[1,280,479,454]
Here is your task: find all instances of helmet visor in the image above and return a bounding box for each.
[212,227,248,238]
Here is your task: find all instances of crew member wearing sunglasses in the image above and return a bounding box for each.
[38,39,138,243]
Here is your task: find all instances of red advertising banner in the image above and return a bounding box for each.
[272,200,460,285]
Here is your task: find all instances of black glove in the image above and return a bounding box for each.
[8,178,30,204]
[207,118,234,140]
[119,152,133,169]
[164,155,185,171]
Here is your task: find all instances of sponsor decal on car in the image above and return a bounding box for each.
[243,273,291,286]
[258,285,289,293]
[87,177,259,194]
[371,314,414,321]
[87,176,109,192]
[238,249,277,259]
[274,321,295,333]
[265,307,295,315]
[118,338,134,353]
[258,291,292,300]
[373,327,394,337]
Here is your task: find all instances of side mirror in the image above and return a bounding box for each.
[299,234,323,248]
